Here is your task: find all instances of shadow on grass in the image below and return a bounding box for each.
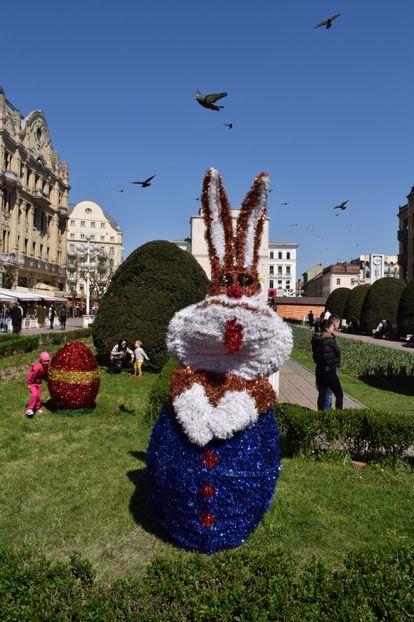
[44,398,96,417]
[360,375,414,396]
[127,450,171,543]
[119,404,136,415]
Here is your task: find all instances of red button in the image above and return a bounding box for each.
[202,450,220,469]
[201,484,216,499]
[200,512,215,528]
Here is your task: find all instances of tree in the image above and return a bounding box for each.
[67,247,115,302]
[360,277,405,334]
[397,278,414,337]
[2,264,17,289]
[325,287,351,319]
[343,284,370,324]
[92,241,210,372]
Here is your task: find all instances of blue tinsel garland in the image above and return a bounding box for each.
[146,405,281,554]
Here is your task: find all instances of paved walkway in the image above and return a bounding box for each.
[1,317,86,336]
[279,358,364,411]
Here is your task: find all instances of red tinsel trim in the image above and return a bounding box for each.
[201,484,216,499]
[202,450,220,469]
[200,512,215,528]
[224,318,244,353]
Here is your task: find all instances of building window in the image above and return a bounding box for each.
[70,233,75,239]
[269,266,274,274]
[278,252,282,259]
[80,234,85,240]
[286,266,291,275]
[100,236,105,241]
[85,208,92,214]
[286,252,291,260]
[80,221,85,227]
[70,219,75,225]
[91,221,96,228]
[90,235,95,240]
[278,280,282,286]
[69,244,75,252]
[286,280,290,288]
[269,280,274,288]
[110,236,114,241]
[336,278,341,285]
[100,222,105,229]
[278,266,282,274]
[270,251,274,259]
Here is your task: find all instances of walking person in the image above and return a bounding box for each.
[311,316,343,411]
[26,351,50,418]
[59,305,67,330]
[10,302,22,334]
[48,304,55,330]
[1,304,10,332]
[133,340,150,377]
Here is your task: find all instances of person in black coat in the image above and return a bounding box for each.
[10,303,22,334]
[311,316,343,410]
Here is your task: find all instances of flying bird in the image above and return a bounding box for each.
[289,223,298,227]
[224,123,233,129]
[333,200,349,211]
[315,13,341,29]
[131,175,156,188]
[280,202,289,206]
[196,89,228,111]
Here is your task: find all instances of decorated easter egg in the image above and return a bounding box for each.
[48,341,100,409]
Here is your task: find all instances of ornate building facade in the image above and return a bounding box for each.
[398,186,414,282]
[0,88,69,292]
[66,200,123,298]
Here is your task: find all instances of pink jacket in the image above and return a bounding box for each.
[27,362,48,386]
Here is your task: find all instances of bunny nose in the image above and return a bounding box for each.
[224,318,244,353]
[227,283,243,299]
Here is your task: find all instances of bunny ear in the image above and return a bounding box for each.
[201,168,234,273]
[236,172,270,270]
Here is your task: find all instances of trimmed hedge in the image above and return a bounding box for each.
[397,277,414,338]
[0,328,92,359]
[0,545,413,621]
[291,324,414,377]
[276,402,414,460]
[360,277,405,334]
[93,240,209,373]
[325,287,351,319]
[343,283,370,324]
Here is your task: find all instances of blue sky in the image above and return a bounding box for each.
[1,0,413,278]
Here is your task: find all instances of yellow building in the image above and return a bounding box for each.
[0,88,69,292]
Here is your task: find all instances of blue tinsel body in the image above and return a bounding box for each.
[146,405,281,553]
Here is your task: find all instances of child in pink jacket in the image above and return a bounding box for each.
[26,351,50,418]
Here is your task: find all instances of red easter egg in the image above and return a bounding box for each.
[48,341,100,409]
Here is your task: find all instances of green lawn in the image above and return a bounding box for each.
[291,349,414,415]
[0,343,413,582]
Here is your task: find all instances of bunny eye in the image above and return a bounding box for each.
[219,272,233,286]
[237,273,254,287]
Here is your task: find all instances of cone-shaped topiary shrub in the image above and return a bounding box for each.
[360,277,405,335]
[93,241,209,372]
[325,287,351,319]
[397,278,414,337]
[343,284,370,323]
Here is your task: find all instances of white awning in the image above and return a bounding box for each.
[0,288,42,301]
[0,292,18,302]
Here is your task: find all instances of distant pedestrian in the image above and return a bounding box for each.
[133,340,150,377]
[59,305,67,330]
[26,351,50,418]
[10,302,22,334]
[311,316,343,411]
[48,304,55,330]
[307,310,314,327]
[1,304,10,332]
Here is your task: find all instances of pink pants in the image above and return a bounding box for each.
[27,384,42,411]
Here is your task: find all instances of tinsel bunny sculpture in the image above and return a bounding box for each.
[147,168,293,553]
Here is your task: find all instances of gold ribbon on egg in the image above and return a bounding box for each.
[48,368,100,384]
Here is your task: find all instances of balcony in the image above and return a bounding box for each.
[0,169,18,189]
[397,229,408,242]
[58,206,68,218]
[32,189,51,207]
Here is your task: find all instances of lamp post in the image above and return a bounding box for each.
[75,236,103,326]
